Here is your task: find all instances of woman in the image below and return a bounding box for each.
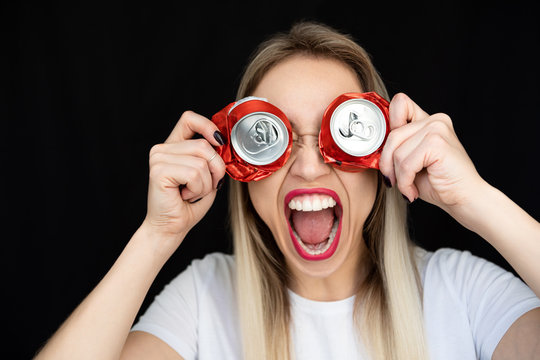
[35,22,540,360]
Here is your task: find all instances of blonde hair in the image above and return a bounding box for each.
[229,22,428,360]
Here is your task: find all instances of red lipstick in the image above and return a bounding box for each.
[284,188,342,261]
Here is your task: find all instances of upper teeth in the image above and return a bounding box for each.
[288,194,337,211]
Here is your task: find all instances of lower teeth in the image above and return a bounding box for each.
[292,219,339,256]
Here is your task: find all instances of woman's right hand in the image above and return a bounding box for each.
[142,110,227,256]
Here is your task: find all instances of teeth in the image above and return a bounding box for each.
[312,198,322,211]
[321,198,329,209]
[292,218,339,255]
[288,200,296,210]
[287,194,337,211]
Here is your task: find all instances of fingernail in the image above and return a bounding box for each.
[214,130,226,146]
[383,175,392,188]
[402,194,411,204]
[216,177,225,190]
[189,197,203,204]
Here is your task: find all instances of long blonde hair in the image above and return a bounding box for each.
[229,22,428,360]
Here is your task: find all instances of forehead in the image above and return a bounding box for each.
[252,55,362,133]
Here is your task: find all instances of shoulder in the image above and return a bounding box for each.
[417,247,498,282]
[188,252,235,275]
[424,247,504,283]
[418,248,540,359]
[419,247,539,307]
[416,247,507,303]
[179,252,236,289]
[145,252,236,309]
[131,253,239,358]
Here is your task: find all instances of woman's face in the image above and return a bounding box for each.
[248,55,378,294]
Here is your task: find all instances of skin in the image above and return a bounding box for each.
[247,55,377,300]
[34,55,540,360]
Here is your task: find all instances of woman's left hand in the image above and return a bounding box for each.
[379,93,487,221]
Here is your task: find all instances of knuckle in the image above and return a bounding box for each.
[186,167,199,181]
[384,131,397,148]
[149,162,165,179]
[378,152,391,173]
[201,138,215,151]
[181,110,195,119]
[149,151,165,165]
[149,152,167,166]
[214,157,227,177]
[397,158,412,175]
[434,112,452,125]
[393,147,407,164]
[218,166,227,179]
[426,132,446,147]
[193,157,207,172]
[149,143,164,157]
[426,119,448,133]
[392,92,408,103]
[195,138,209,148]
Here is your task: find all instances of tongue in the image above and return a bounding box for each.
[291,208,335,245]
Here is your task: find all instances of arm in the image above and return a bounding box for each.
[456,181,540,296]
[379,93,540,359]
[34,111,226,360]
[35,224,179,360]
[493,308,540,360]
[462,185,540,360]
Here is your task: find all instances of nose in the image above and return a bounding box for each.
[288,135,331,182]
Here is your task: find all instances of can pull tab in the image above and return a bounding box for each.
[338,111,375,141]
[252,119,278,146]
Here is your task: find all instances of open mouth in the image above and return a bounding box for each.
[284,188,343,261]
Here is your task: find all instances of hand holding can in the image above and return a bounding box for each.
[143,110,226,254]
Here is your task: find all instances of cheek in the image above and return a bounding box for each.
[247,176,281,227]
[343,170,379,218]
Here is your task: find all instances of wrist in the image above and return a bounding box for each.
[132,221,188,269]
[443,178,496,233]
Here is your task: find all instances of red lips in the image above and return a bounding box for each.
[284,188,343,261]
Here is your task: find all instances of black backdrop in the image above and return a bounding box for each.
[3,1,539,358]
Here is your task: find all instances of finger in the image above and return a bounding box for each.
[379,113,454,185]
[379,118,429,184]
[179,157,213,201]
[394,132,447,202]
[150,140,226,188]
[388,93,430,130]
[150,157,213,201]
[150,153,217,197]
[165,110,225,146]
[149,161,203,197]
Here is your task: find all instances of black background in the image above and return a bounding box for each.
[2,1,539,358]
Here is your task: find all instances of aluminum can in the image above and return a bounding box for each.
[330,98,386,156]
[230,104,289,165]
[212,96,292,182]
[320,92,390,170]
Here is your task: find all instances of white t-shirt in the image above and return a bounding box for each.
[132,248,540,359]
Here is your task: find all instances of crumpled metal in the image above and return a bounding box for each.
[319,92,390,171]
[211,99,292,182]
[212,92,389,182]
